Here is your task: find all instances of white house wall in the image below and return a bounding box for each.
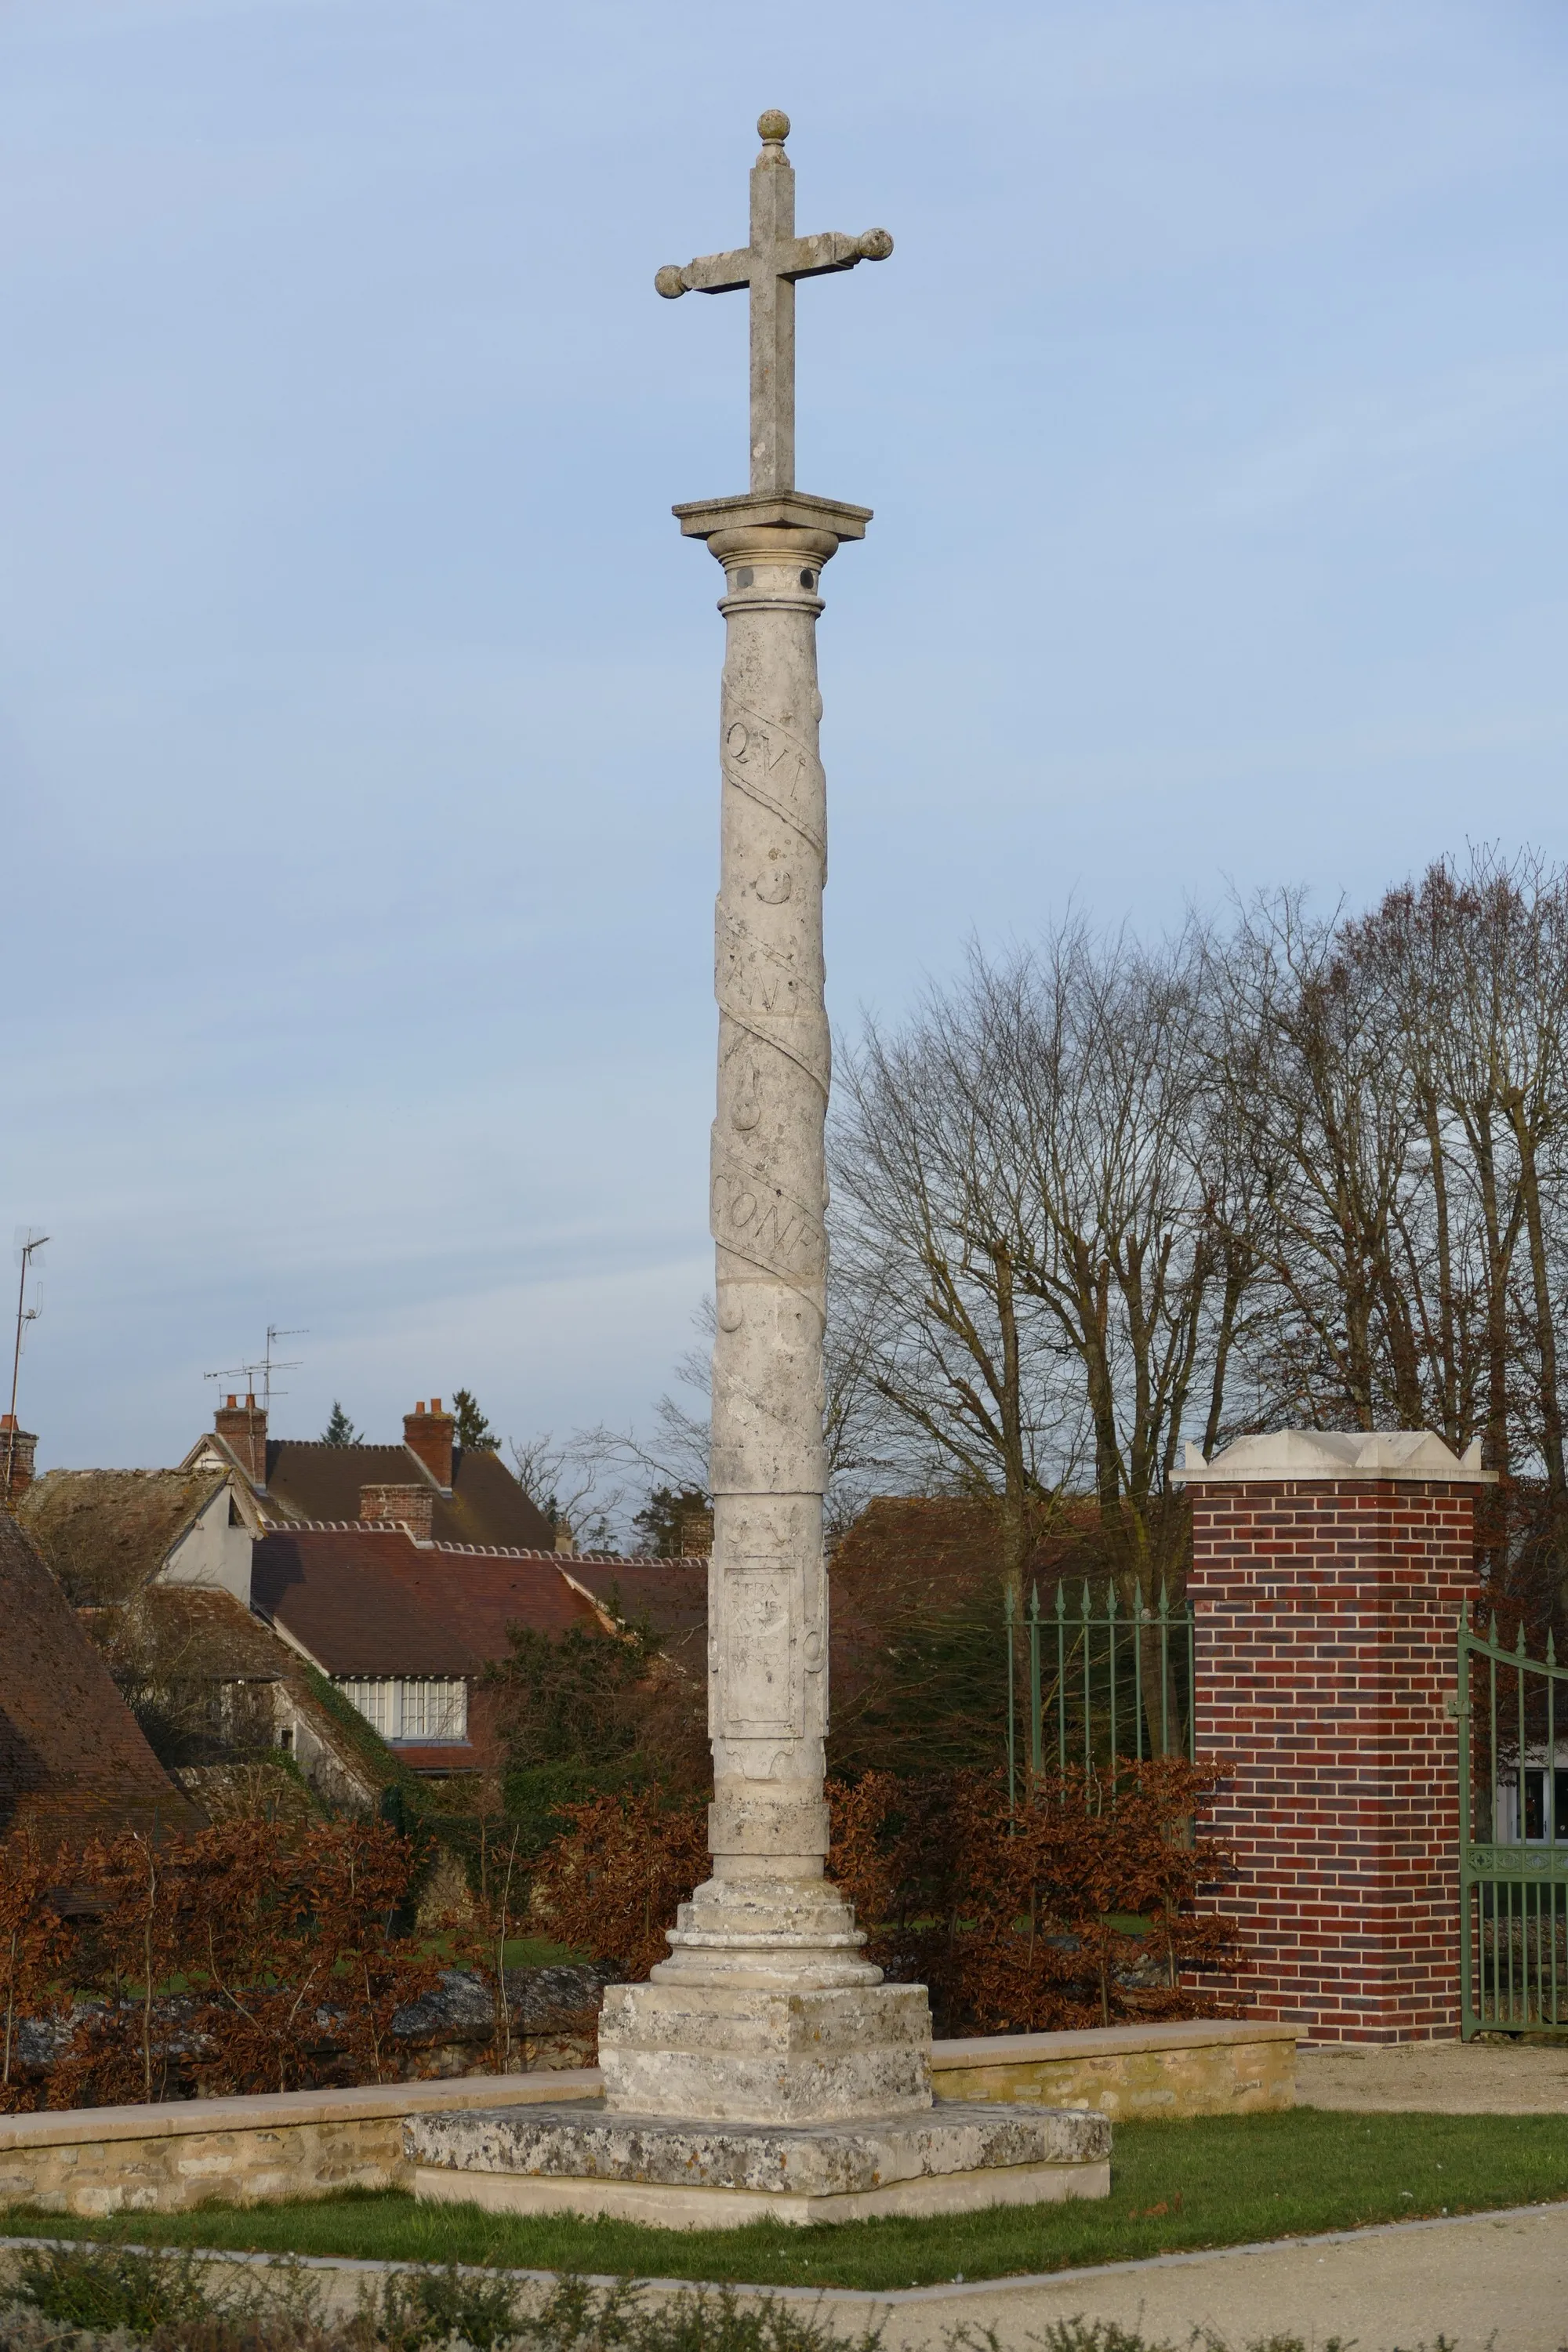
[158,1486,253,1604]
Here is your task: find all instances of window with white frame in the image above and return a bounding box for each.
[336,1677,468,1744]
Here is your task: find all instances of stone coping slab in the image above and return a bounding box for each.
[931,2020,1298,2067]
[0,2070,603,2154]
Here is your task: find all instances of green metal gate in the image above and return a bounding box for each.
[1459,1613,1568,2038]
[1004,1581,1195,1811]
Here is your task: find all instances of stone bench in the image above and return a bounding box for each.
[0,2020,1295,2219]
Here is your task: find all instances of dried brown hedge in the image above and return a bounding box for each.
[0,1818,439,2110]
[531,1762,1240,2035]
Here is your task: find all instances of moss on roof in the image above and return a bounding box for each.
[16,1468,226,1605]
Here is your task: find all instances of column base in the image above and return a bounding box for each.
[597,1978,933,2122]
[408,2100,1110,2230]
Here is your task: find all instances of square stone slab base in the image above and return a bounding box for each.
[408,2099,1111,2230]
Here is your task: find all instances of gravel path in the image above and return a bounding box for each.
[1298,2034,1568,2113]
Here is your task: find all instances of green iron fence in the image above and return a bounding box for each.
[1459,1612,1568,2038]
[1004,1579,1196,1809]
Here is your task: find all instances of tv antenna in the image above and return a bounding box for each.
[204,1325,307,1414]
[5,1229,48,1501]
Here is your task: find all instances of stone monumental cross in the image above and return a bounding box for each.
[407,114,1109,2226]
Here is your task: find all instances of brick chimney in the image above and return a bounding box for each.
[215,1392,267,1486]
[0,1415,37,1506]
[678,1505,715,1556]
[403,1397,454,1491]
[359,1482,434,1540]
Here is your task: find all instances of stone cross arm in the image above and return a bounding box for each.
[653,111,893,498]
[655,227,893,300]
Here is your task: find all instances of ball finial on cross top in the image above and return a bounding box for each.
[757,109,790,143]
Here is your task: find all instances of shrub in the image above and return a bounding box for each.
[1,1817,441,2110]
[0,1835,72,2114]
[831,1760,1240,2034]
[528,1791,709,1981]
[530,1762,1239,2033]
[9,2244,220,2336]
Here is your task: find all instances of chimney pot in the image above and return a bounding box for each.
[245,1392,256,1408]
[431,1396,442,1412]
[227,1395,237,1410]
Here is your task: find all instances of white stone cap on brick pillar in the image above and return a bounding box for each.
[1171,1428,1497,1484]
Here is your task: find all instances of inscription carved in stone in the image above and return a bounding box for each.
[710,1149,826,1286]
[722,1563,800,1739]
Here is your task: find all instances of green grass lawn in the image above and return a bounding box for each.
[3,2111,1566,2293]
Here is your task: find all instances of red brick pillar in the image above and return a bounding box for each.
[1177,1430,1490,2044]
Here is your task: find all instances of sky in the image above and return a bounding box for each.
[2,0,1566,1476]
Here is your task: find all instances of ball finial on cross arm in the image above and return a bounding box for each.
[757,109,790,143]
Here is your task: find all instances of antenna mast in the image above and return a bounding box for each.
[5,1230,48,1504]
[204,1327,307,1416]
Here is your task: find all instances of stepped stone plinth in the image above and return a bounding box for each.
[408,2100,1110,2229]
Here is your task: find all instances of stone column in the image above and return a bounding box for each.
[596,490,933,2124]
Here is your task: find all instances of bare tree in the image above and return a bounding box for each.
[508,1432,622,1552]
[1210,889,1428,1434]
[998,918,1249,1593]
[830,967,1083,1606]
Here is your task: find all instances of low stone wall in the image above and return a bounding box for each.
[0,2021,1294,2219]
[0,2073,604,2219]
[931,2019,1297,2118]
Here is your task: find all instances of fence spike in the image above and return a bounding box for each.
[1106,1583,1119,1622]
[1490,1613,1500,1645]
[1159,1579,1170,1615]
[1029,1581,1040,1624]
[1549,1628,1558,1667]
[1080,1578,1093,1624]
[1516,1621,1528,1657]
[1054,1580,1067,1621]
[1004,1584,1014,1627]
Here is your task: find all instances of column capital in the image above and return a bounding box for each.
[673,489,873,543]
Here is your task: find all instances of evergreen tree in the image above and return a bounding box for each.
[451,1387,499,1451]
[631,1483,713,1558]
[321,1401,360,1446]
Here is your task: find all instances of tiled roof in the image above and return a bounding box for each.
[0,1510,202,1848]
[15,1468,227,1606]
[257,1443,554,1551]
[83,1584,296,1683]
[249,1526,601,1677]
[562,1556,709,1677]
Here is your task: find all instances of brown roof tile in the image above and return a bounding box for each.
[258,1443,554,1550]
[250,1528,600,1677]
[0,1511,202,1849]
